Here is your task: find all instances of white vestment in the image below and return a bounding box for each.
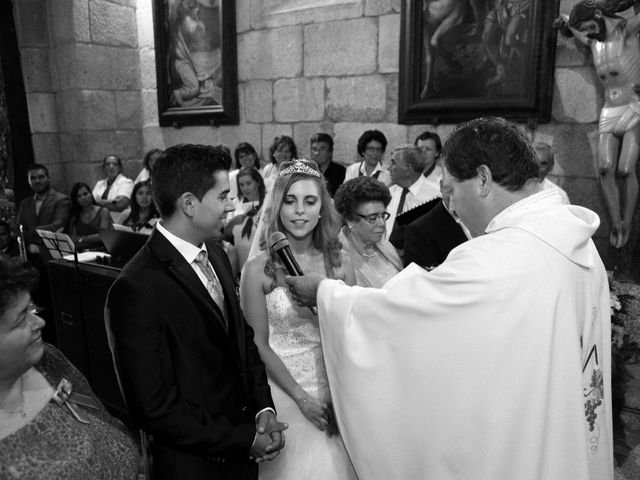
[318,189,613,480]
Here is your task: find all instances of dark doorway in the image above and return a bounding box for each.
[0,0,35,205]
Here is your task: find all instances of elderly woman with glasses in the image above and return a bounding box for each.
[0,257,138,479]
[334,176,402,288]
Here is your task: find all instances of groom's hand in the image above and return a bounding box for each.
[251,411,287,462]
[285,273,325,307]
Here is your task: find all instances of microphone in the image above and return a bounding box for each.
[269,231,317,315]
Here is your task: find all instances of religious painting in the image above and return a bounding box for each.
[153,0,239,126]
[398,0,559,124]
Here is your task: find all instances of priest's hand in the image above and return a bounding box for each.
[285,273,325,307]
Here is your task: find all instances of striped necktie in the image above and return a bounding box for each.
[194,251,228,330]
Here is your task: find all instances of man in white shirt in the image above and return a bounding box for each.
[385,144,441,251]
[344,129,392,186]
[534,142,570,204]
[107,144,286,480]
[287,117,613,480]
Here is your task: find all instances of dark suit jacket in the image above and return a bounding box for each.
[16,188,71,257]
[403,200,468,269]
[107,230,274,480]
[323,161,346,197]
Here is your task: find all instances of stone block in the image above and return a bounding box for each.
[116,91,143,129]
[305,18,377,77]
[142,90,159,128]
[27,93,58,133]
[142,126,167,150]
[50,0,90,43]
[365,0,401,16]
[140,48,157,90]
[333,122,408,166]
[160,125,220,148]
[31,133,61,166]
[250,0,364,29]
[554,33,591,68]
[552,67,602,124]
[21,48,54,92]
[549,122,599,178]
[90,0,137,47]
[244,81,274,123]
[217,123,263,161]
[136,0,156,48]
[261,123,293,161]
[56,45,141,90]
[238,27,303,81]
[384,74,398,123]
[58,90,116,131]
[326,76,386,122]
[293,122,336,161]
[379,14,400,73]
[14,0,48,47]
[43,162,69,194]
[237,0,251,33]
[274,78,325,122]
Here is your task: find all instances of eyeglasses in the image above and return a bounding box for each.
[28,302,43,316]
[354,211,390,224]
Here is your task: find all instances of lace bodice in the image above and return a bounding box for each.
[265,287,327,393]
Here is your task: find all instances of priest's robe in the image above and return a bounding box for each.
[318,190,613,480]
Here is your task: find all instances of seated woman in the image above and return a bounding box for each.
[334,176,402,287]
[240,159,357,480]
[116,181,159,234]
[261,136,298,193]
[229,142,261,201]
[67,182,112,250]
[225,166,266,269]
[92,154,134,222]
[134,148,162,184]
[0,257,139,478]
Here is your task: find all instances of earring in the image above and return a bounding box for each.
[347,224,353,229]
[318,214,322,218]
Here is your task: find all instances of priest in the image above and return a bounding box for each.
[286,117,613,480]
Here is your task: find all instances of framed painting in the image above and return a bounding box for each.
[398,0,559,124]
[153,0,239,127]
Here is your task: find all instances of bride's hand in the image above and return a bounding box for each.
[296,394,330,432]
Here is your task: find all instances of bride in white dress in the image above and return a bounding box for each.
[240,160,358,480]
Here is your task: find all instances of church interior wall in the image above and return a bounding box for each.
[9,0,631,268]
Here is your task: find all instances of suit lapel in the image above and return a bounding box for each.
[148,231,228,338]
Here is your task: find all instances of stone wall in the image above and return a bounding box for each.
[13,0,142,193]
[11,0,640,273]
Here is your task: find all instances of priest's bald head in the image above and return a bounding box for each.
[441,117,542,238]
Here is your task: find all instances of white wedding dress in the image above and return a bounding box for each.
[259,287,358,480]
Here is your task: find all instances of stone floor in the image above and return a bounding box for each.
[615,363,640,479]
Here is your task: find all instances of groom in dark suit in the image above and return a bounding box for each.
[107,144,285,480]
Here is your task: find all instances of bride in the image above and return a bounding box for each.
[240,160,357,480]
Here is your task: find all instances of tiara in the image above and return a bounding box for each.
[278,159,321,178]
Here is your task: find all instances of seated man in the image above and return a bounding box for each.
[385,145,441,253]
[534,142,570,204]
[310,133,345,197]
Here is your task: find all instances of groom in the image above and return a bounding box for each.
[108,144,286,480]
[287,118,613,480]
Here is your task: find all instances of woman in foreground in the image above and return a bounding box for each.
[0,257,138,479]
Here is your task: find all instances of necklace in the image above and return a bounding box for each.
[360,249,377,258]
[0,376,26,418]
